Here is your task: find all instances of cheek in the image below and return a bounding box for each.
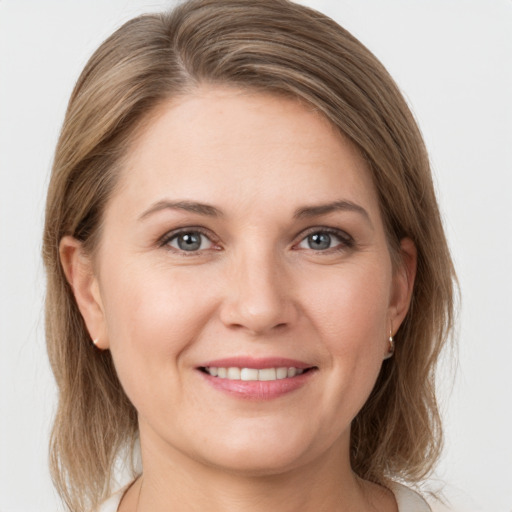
[102,259,210,341]
[98,260,216,401]
[301,262,391,409]
[304,262,391,347]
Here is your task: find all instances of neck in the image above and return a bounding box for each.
[121,428,393,512]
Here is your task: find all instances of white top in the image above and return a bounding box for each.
[97,481,431,511]
[392,482,432,511]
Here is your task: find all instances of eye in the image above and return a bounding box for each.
[297,230,352,251]
[166,231,214,252]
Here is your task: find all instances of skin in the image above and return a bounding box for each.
[61,87,416,512]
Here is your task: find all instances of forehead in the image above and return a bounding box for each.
[112,86,381,221]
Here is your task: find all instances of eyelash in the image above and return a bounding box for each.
[158,227,219,254]
[295,227,355,253]
[158,226,355,254]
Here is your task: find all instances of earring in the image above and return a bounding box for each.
[92,338,99,347]
[383,330,395,360]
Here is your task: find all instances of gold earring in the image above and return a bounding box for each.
[383,330,395,360]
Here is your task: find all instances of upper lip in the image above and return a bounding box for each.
[198,357,315,370]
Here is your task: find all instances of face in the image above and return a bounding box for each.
[65,87,415,476]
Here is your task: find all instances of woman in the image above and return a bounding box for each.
[43,0,456,511]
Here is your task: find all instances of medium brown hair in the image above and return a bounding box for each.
[43,1,456,510]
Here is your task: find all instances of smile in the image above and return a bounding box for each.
[202,366,307,381]
[198,358,317,399]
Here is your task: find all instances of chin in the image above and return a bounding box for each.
[189,423,331,476]
[201,446,307,477]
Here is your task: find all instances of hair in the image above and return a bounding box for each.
[43,1,456,510]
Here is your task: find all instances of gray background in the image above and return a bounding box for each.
[1,1,511,510]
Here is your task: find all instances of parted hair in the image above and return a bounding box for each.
[43,1,456,511]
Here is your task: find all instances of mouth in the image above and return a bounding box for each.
[199,366,315,381]
[197,357,318,400]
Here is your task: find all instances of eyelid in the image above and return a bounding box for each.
[156,225,354,253]
[158,226,220,251]
[293,226,355,250]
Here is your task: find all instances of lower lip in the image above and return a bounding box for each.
[198,370,316,400]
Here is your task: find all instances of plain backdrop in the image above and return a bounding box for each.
[0,1,511,511]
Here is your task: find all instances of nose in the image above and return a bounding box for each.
[219,247,298,336]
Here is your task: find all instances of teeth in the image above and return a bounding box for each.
[276,367,288,379]
[240,368,259,381]
[227,367,241,379]
[258,368,276,381]
[205,366,308,381]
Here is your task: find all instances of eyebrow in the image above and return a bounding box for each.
[138,200,222,221]
[294,200,372,226]
[138,198,372,226]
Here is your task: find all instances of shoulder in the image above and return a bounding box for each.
[390,482,432,512]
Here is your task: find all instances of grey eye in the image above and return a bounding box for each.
[297,231,349,251]
[169,232,212,252]
[306,232,332,250]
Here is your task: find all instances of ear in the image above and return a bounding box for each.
[389,237,417,333]
[59,236,109,350]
